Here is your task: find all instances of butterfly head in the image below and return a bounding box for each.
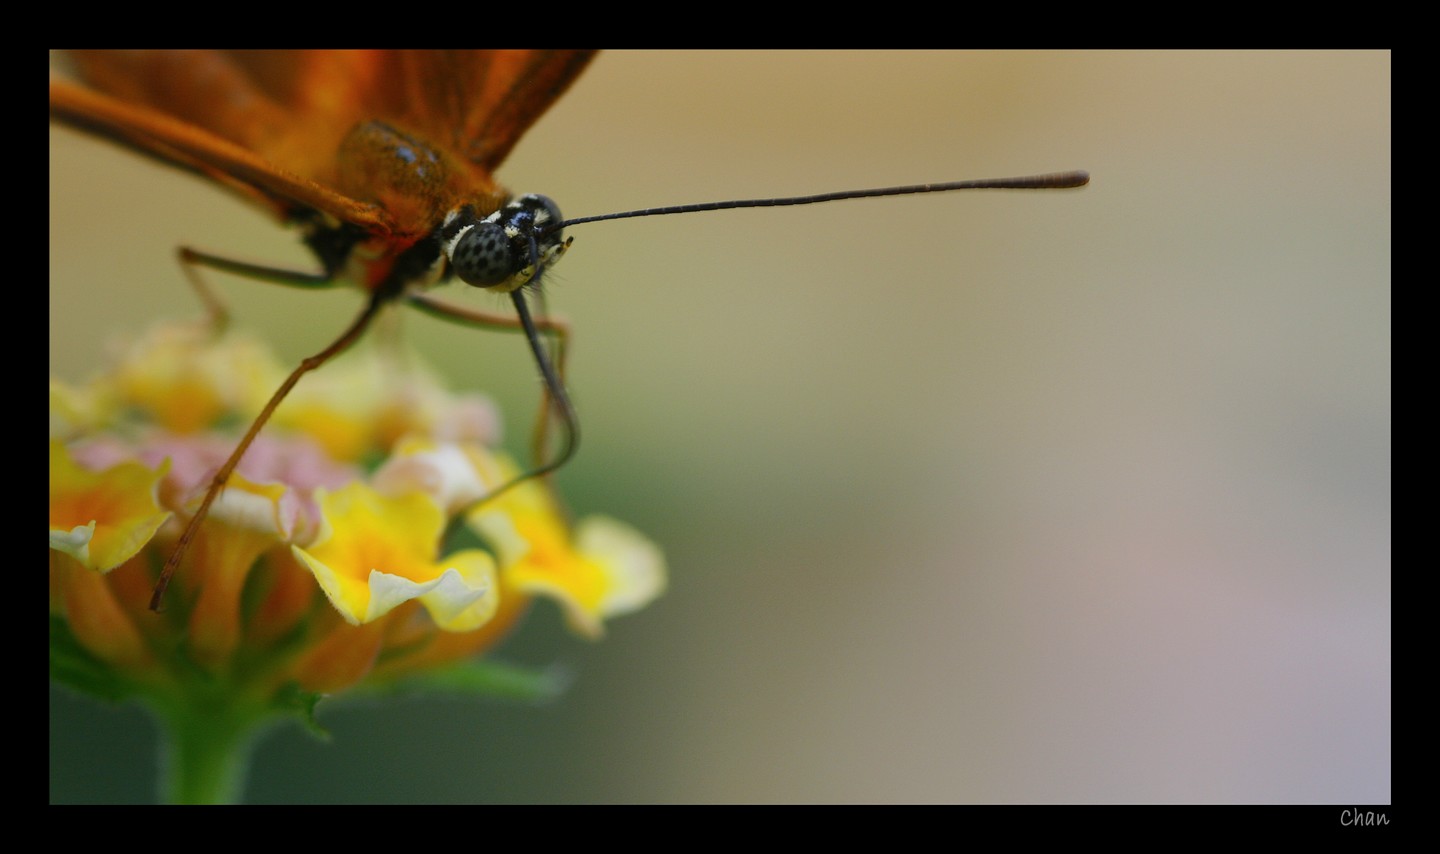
[442,194,570,293]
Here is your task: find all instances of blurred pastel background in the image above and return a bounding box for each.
[50,51,1389,803]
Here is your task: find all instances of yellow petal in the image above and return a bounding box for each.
[369,551,497,631]
[575,516,667,619]
[292,482,496,631]
[107,324,284,434]
[49,441,171,573]
[470,481,666,639]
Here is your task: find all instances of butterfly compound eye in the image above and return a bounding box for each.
[450,220,513,287]
[445,194,567,290]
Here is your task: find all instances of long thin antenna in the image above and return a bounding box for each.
[550,171,1090,232]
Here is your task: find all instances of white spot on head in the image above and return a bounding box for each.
[442,223,474,260]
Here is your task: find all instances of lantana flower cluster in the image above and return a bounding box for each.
[50,322,664,729]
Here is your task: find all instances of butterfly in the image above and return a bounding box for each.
[50,50,1087,609]
[51,50,602,604]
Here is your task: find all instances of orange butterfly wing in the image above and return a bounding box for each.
[50,50,596,239]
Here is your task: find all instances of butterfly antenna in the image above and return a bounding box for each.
[445,170,1088,536]
[548,171,1090,231]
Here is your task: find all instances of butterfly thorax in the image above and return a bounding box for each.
[335,120,508,233]
[329,119,521,296]
[318,121,570,298]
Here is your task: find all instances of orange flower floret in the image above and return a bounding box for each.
[470,478,665,640]
[49,440,170,574]
[293,482,499,632]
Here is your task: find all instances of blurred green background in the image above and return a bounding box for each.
[50,51,1389,803]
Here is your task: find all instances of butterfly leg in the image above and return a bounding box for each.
[151,290,389,611]
[177,243,345,332]
[178,246,343,333]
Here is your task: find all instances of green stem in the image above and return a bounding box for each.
[153,693,268,805]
